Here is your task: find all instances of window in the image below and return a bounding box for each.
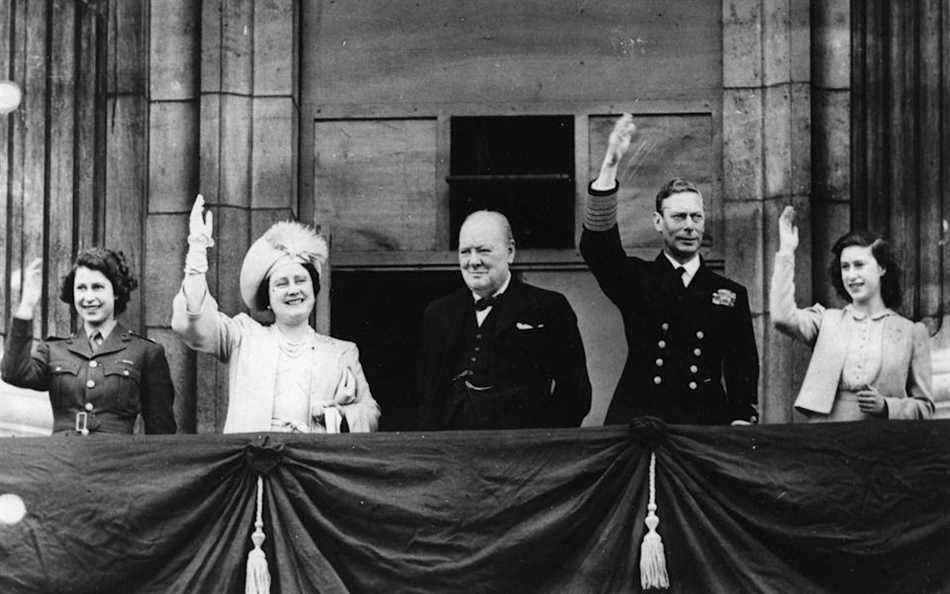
[447,116,574,249]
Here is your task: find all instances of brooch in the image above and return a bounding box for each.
[712,289,736,307]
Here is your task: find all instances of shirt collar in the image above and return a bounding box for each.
[845,304,893,321]
[471,271,512,303]
[663,252,701,285]
[85,319,118,341]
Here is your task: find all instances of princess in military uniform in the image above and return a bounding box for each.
[2,249,177,434]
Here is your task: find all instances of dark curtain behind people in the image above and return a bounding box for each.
[0,423,949,593]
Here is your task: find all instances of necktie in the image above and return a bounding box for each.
[474,295,498,311]
[89,331,103,353]
[675,266,688,287]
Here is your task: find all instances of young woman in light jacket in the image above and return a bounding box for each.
[171,196,380,433]
[770,206,933,421]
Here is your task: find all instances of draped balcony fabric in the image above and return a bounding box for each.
[0,422,949,593]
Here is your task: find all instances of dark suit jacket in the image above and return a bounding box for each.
[2,317,177,434]
[580,225,759,425]
[417,278,591,430]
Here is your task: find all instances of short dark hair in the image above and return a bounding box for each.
[60,248,138,315]
[655,178,702,213]
[828,231,902,308]
[255,262,321,310]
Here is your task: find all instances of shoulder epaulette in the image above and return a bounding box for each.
[128,330,158,345]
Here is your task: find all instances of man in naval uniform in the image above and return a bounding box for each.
[417,210,592,430]
[580,114,759,426]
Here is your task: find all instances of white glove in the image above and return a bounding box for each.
[184,194,214,274]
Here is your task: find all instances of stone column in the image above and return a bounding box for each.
[145,0,201,433]
[722,0,813,423]
[196,0,301,432]
[811,1,850,306]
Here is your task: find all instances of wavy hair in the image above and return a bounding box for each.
[60,248,139,315]
[828,231,902,309]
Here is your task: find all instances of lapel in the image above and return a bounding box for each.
[65,334,94,359]
[650,254,681,301]
[878,313,906,383]
[93,324,131,358]
[445,288,476,350]
[66,323,131,359]
[484,279,527,339]
[308,333,340,406]
[687,259,713,292]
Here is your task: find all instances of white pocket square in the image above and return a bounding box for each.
[516,322,543,330]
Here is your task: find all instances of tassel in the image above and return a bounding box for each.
[639,452,669,590]
[246,476,271,594]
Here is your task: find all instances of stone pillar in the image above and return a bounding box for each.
[196,0,301,432]
[811,0,850,306]
[722,0,813,423]
[146,0,201,433]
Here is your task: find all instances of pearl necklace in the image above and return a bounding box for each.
[276,326,312,359]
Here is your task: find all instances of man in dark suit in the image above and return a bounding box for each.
[580,114,759,426]
[418,211,591,430]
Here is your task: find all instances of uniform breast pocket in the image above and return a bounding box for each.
[48,360,81,408]
[103,362,142,385]
[49,360,81,377]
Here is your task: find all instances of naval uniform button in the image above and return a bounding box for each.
[84,402,94,412]
[89,360,98,368]
[653,376,662,385]
[657,340,667,349]
[86,380,96,389]
[690,365,698,373]
[655,358,663,367]
[696,330,704,339]
[661,322,669,331]
[693,348,702,356]
[688,381,698,390]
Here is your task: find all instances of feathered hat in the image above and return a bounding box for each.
[239,221,329,311]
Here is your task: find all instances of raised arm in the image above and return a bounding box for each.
[170,195,241,359]
[1,259,52,390]
[769,206,823,345]
[586,113,636,228]
[579,114,645,308]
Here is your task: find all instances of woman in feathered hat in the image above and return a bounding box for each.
[171,195,380,433]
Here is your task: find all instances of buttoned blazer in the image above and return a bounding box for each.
[580,224,759,425]
[1,316,176,434]
[770,251,934,419]
[417,278,592,430]
[171,289,380,433]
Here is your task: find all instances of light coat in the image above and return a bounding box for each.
[172,290,379,433]
[770,251,933,420]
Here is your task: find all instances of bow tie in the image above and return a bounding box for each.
[474,294,501,311]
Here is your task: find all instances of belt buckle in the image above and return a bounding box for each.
[75,412,90,436]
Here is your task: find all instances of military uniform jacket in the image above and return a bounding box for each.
[1,317,177,434]
[580,225,759,425]
[417,279,592,430]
